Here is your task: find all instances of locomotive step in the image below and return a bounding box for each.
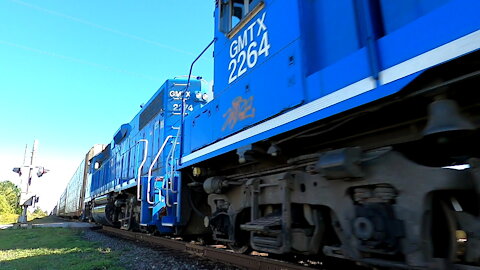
[240,215,282,232]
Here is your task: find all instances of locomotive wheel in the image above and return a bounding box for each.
[427,198,458,262]
[228,243,252,254]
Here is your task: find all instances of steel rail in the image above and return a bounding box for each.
[99,226,315,270]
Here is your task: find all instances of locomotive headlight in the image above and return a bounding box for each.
[195,92,208,102]
[192,167,202,177]
[204,216,210,228]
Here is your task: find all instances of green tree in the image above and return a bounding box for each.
[32,206,48,218]
[0,196,12,214]
[0,181,21,224]
[0,181,21,215]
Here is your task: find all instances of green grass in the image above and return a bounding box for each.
[0,228,124,270]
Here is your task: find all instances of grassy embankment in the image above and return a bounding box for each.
[0,227,123,270]
[0,211,48,225]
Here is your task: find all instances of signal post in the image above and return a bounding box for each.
[12,140,48,224]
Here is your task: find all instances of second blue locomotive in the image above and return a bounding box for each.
[83,78,209,234]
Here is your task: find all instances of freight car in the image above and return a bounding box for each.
[58,0,480,269]
[56,145,105,218]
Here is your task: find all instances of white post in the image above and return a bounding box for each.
[18,140,39,224]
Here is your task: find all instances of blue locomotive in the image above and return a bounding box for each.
[57,0,480,268]
[81,78,210,235]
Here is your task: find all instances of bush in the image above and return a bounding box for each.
[0,181,21,224]
[0,213,19,224]
[28,207,48,221]
[0,181,21,212]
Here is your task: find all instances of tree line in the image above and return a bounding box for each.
[0,180,49,224]
[0,180,22,223]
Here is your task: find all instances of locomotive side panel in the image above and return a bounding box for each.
[181,0,480,166]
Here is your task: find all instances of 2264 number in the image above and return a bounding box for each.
[228,32,270,84]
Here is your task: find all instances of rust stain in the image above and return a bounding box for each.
[222,96,256,131]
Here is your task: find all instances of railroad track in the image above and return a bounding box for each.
[98,226,319,270]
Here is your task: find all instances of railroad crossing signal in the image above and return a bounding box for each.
[12,167,22,176]
[12,140,49,224]
[13,166,48,178]
[36,167,49,177]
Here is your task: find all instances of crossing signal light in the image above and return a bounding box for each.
[12,167,22,176]
[37,167,49,177]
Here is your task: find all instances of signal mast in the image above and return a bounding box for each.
[12,140,49,224]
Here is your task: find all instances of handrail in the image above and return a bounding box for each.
[167,146,177,194]
[146,135,173,204]
[162,128,180,209]
[163,148,174,207]
[162,156,172,207]
[136,139,149,201]
[166,128,181,194]
[179,38,216,166]
[165,188,172,207]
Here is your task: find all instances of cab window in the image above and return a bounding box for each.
[219,0,262,34]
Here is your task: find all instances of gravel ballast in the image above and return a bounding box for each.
[81,229,240,270]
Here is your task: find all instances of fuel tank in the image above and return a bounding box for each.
[91,195,115,226]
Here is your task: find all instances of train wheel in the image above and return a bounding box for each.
[427,196,458,263]
[228,242,252,254]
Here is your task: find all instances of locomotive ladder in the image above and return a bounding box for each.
[147,135,174,204]
[136,139,149,201]
[164,130,180,208]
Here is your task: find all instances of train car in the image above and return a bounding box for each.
[56,145,105,218]
[84,78,209,233]
[176,0,480,268]
[56,190,66,216]
[50,205,57,216]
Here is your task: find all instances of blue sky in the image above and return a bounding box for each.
[0,0,215,211]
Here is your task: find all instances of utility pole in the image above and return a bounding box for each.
[13,140,49,224]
